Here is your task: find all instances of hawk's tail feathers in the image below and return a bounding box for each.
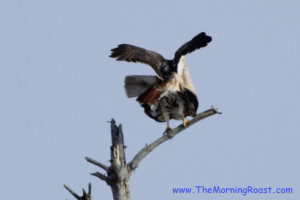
[124,75,158,98]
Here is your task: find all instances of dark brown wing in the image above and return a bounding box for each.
[174,32,212,63]
[110,44,167,79]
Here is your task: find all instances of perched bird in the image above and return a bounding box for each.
[110,32,212,133]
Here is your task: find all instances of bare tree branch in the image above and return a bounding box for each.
[91,172,108,182]
[64,184,80,199]
[128,107,221,171]
[64,183,92,200]
[85,157,109,171]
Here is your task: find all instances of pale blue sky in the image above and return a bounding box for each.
[0,1,299,200]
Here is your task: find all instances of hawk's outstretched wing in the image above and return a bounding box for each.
[110,44,167,80]
[110,32,212,132]
[174,32,212,64]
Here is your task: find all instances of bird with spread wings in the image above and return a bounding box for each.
[110,32,212,133]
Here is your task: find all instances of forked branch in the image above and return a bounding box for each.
[64,183,92,200]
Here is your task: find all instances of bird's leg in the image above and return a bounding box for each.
[163,120,172,136]
[159,96,172,136]
[182,116,189,127]
[162,110,172,135]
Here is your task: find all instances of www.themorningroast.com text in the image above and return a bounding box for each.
[172,185,293,196]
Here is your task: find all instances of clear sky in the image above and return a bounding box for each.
[0,1,299,200]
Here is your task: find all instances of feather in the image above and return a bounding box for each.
[137,87,164,104]
[124,75,158,98]
[137,81,169,104]
[110,44,167,79]
[174,32,212,63]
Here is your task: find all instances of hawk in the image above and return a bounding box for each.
[110,32,212,133]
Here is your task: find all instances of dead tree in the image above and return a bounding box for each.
[64,107,221,200]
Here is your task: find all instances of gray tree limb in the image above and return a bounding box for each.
[85,157,109,171]
[64,183,91,200]
[128,107,221,170]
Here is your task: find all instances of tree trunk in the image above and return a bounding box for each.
[109,122,131,200]
[65,107,221,200]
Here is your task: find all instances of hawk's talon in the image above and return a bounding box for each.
[182,117,190,127]
[163,127,173,138]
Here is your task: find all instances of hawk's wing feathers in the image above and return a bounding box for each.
[174,32,212,63]
[110,44,167,79]
[124,75,158,98]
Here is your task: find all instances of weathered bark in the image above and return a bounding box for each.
[108,122,130,200]
[65,107,221,200]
